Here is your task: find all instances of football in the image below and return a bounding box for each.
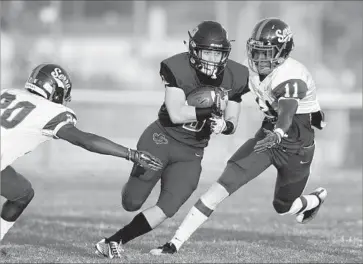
[186,86,217,108]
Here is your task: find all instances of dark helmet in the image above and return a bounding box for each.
[187,21,232,78]
[25,63,72,105]
[246,17,294,75]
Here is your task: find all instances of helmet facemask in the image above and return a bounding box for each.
[188,32,231,79]
[246,38,288,76]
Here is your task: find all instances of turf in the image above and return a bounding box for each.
[0,168,362,263]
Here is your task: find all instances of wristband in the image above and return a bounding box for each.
[222,121,235,135]
[273,128,284,143]
[195,107,213,122]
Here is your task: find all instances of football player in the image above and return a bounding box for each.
[150,17,328,255]
[0,63,162,242]
[95,20,249,259]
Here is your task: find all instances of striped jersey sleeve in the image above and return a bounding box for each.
[42,111,77,138]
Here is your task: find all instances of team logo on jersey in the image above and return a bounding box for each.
[275,27,293,43]
[152,133,168,145]
[66,113,76,125]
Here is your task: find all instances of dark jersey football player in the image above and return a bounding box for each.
[150,17,328,255]
[95,21,249,259]
[0,64,162,242]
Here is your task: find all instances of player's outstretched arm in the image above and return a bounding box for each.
[56,124,163,171]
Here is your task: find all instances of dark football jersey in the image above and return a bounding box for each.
[157,52,249,148]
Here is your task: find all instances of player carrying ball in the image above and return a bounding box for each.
[95,20,250,259]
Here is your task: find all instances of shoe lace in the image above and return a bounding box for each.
[109,241,122,257]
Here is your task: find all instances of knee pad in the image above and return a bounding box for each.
[1,188,34,221]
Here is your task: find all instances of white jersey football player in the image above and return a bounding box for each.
[0,63,162,242]
[150,17,327,255]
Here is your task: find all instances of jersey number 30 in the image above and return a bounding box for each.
[0,92,36,129]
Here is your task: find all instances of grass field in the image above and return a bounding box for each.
[0,168,362,263]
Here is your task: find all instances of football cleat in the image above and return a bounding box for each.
[150,242,177,255]
[94,238,123,259]
[296,187,327,224]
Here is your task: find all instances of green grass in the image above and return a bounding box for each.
[0,168,362,263]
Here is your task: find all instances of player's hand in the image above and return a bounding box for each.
[210,114,226,134]
[215,87,229,112]
[211,89,225,117]
[254,129,282,153]
[129,149,163,171]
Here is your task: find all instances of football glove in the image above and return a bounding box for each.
[214,87,229,112]
[210,114,227,134]
[127,149,163,171]
[254,128,283,153]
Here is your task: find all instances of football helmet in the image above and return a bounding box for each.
[187,21,232,78]
[25,63,72,105]
[246,17,294,75]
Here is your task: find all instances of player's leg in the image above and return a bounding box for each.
[1,166,35,241]
[108,149,203,245]
[121,121,169,211]
[95,121,169,258]
[121,164,162,212]
[272,144,327,223]
[151,138,273,254]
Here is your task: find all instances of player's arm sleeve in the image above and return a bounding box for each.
[55,124,130,159]
[275,98,299,133]
[272,79,307,133]
[160,61,200,124]
[42,111,77,139]
[272,79,308,100]
[160,62,178,88]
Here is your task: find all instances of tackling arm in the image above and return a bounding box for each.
[56,124,163,171]
[56,124,132,158]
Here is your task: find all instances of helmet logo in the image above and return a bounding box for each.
[51,68,71,89]
[275,27,293,43]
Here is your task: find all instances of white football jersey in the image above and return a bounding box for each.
[245,57,321,117]
[1,89,77,171]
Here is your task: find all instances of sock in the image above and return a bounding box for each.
[170,183,230,251]
[288,194,320,215]
[170,206,209,251]
[1,218,15,241]
[107,212,152,244]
